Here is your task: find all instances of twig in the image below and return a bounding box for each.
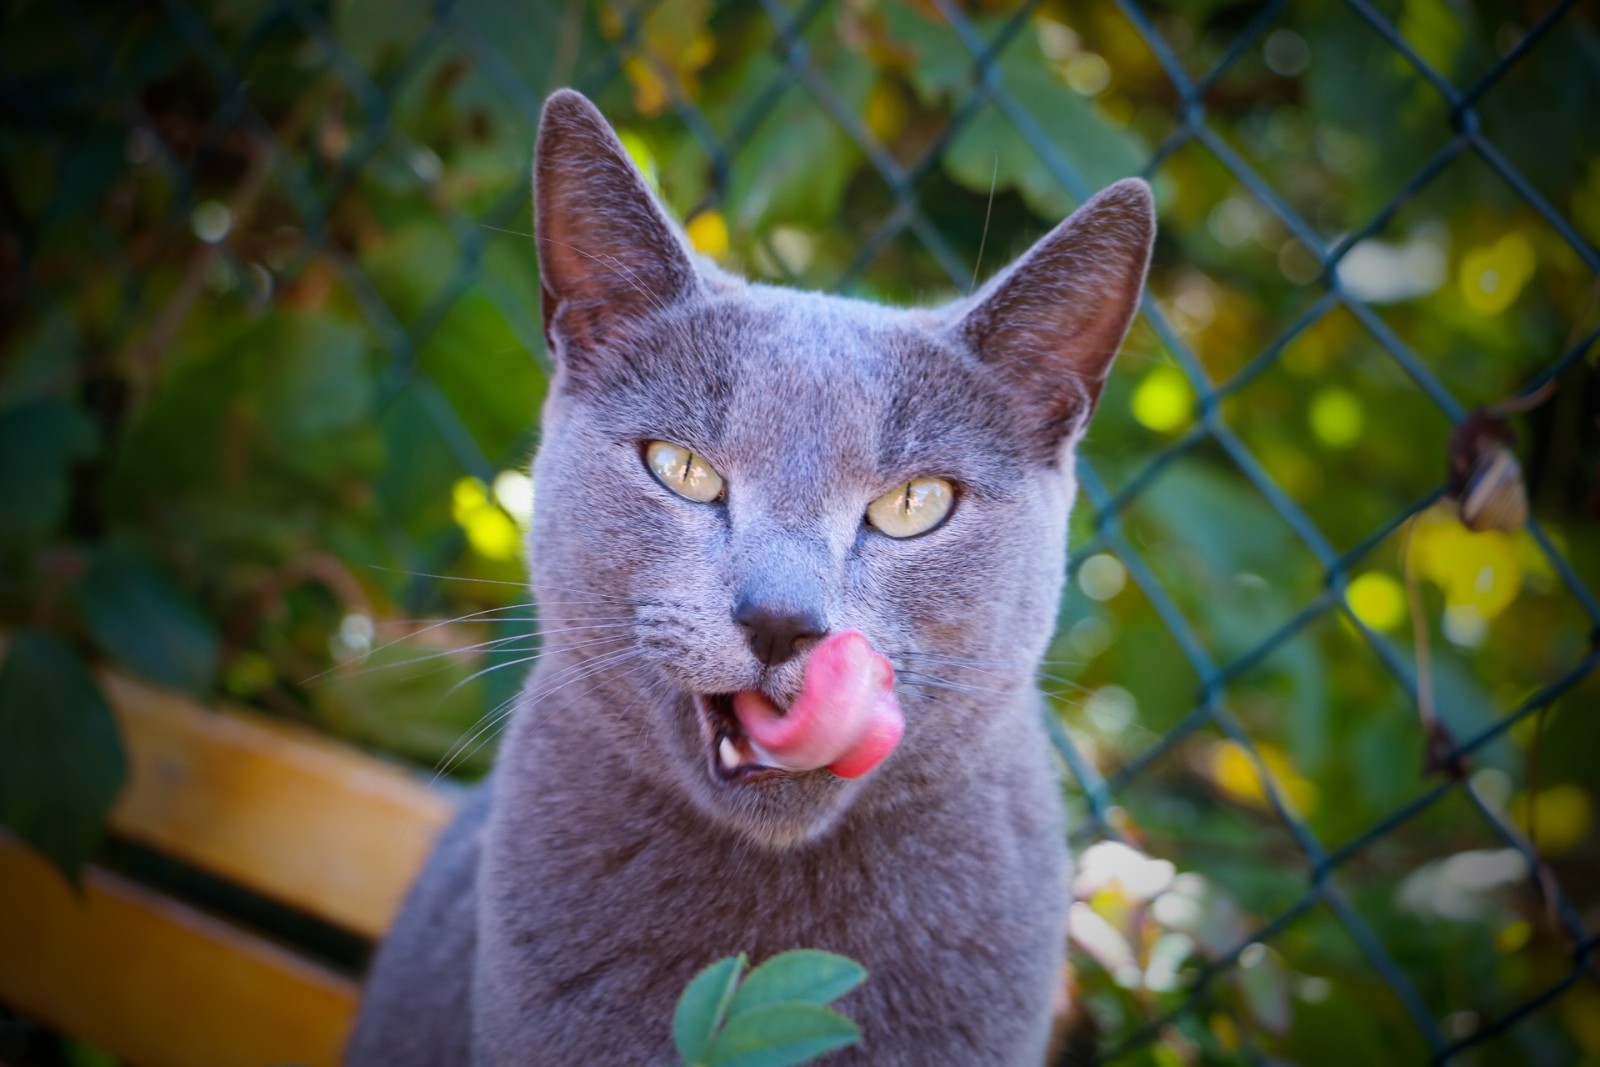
[1401,515,1463,778]
[117,136,273,408]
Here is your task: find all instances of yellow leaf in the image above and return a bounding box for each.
[1494,919,1531,954]
[1459,232,1535,316]
[864,81,908,143]
[1407,507,1524,619]
[1511,785,1593,855]
[612,0,715,114]
[1209,740,1318,814]
[622,57,669,117]
[451,476,490,521]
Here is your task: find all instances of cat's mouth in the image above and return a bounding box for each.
[690,631,907,786]
[696,692,792,784]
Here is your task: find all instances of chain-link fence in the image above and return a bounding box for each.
[3,0,1598,1064]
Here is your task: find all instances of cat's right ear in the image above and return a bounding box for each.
[534,90,698,363]
[953,178,1155,462]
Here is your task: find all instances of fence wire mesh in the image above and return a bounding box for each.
[3,0,1599,1064]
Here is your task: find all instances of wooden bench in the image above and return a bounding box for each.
[0,664,458,1067]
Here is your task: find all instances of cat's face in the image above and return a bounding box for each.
[526,91,1153,848]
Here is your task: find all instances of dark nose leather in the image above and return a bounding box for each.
[733,597,826,666]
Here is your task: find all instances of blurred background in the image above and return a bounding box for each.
[1,0,1598,1064]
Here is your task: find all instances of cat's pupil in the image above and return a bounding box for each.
[645,440,725,504]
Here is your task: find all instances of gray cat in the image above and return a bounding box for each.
[347,89,1154,1066]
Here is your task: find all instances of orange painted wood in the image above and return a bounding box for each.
[0,830,359,1067]
[101,669,458,938]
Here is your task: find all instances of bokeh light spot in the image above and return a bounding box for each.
[1068,616,1114,659]
[191,201,231,244]
[616,129,660,192]
[452,476,521,561]
[1065,53,1112,96]
[1459,232,1534,315]
[1309,388,1363,448]
[1084,685,1137,734]
[686,211,729,260]
[1263,29,1311,76]
[1347,571,1405,630]
[493,470,535,525]
[1079,553,1128,600]
[1131,366,1193,432]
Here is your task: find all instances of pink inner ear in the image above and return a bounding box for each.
[732,630,904,779]
[954,177,1155,452]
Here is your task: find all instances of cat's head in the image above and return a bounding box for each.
[525,89,1153,848]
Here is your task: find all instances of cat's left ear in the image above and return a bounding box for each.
[954,178,1155,459]
[535,89,699,363]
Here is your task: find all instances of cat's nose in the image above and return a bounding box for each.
[733,597,827,667]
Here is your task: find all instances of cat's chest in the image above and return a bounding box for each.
[475,788,1064,1067]
[473,728,1066,1064]
[513,806,990,932]
[490,776,1058,979]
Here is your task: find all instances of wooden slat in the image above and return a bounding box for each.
[101,669,458,939]
[0,830,358,1067]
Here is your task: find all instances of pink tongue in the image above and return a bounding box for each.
[732,630,904,779]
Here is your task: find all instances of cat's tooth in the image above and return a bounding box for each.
[749,740,803,772]
[719,736,741,773]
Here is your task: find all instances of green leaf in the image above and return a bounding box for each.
[0,399,98,550]
[1237,945,1292,1036]
[942,27,1146,220]
[705,1002,860,1067]
[0,631,126,883]
[723,49,873,230]
[256,314,372,444]
[878,1,972,105]
[727,950,866,1016]
[673,954,745,1065]
[78,547,219,696]
[0,310,80,411]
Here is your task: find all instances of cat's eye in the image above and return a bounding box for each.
[645,440,725,503]
[865,477,955,539]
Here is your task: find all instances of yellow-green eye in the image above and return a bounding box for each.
[645,440,725,503]
[866,477,955,538]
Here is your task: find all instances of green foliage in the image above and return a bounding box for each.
[672,951,865,1067]
[890,7,1147,217]
[0,401,98,551]
[0,632,126,884]
[78,546,219,696]
[1,0,1597,1061]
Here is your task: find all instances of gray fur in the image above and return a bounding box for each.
[348,89,1154,1065]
